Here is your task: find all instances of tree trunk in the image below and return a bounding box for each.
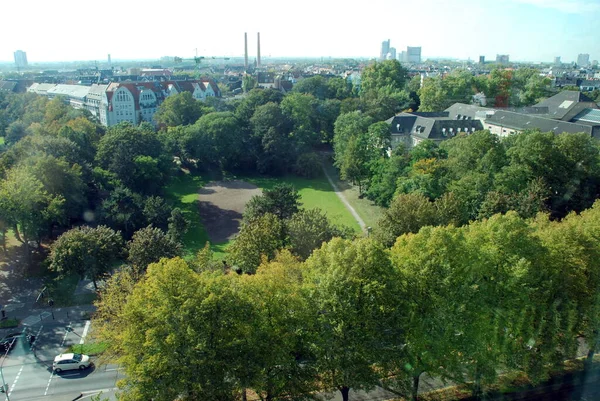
[412,372,421,401]
[585,344,596,371]
[241,388,247,401]
[472,368,482,400]
[92,277,98,291]
[0,229,5,252]
[13,225,22,242]
[340,386,350,401]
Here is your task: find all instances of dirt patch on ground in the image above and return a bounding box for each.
[198,180,262,243]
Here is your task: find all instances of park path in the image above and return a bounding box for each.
[322,165,367,234]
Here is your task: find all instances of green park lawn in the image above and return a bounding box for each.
[164,172,212,259]
[165,169,363,259]
[321,158,384,230]
[243,173,362,233]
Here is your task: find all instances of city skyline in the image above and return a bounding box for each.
[1,0,598,64]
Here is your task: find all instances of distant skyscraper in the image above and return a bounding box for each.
[577,53,590,67]
[407,47,421,63]
[496,54,510,64]
[13,50,28,69]
[554,56,561,65]
[380,39,390,61]
[108,54,112,66]
[479,55,485,64]
[389,47,396,60]
[398,50,407,63]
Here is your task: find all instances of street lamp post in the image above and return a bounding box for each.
[0,338,13,401]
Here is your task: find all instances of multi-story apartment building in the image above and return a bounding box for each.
[28,79,220,127]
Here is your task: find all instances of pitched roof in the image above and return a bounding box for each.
[534,91,598,120]
[387,112,484,141]
[445,103,493,120]
[47,84,91,99]
[0,81,17,92]
[485,110,593,135]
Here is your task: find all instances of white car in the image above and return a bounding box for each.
[53,353,91,372]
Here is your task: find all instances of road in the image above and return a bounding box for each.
[0,321,123,401]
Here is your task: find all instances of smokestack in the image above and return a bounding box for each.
[257,32,261,67]
[244,32,248,71]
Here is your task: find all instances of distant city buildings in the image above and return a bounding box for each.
[479,56,485,64]
[496,54,510,64]
[554,56,561,66]
[378,40,422,64]
[13,50,28,69]
[380,40,390,61]
[406,47,422,64]
[578,53,590,67]
[389,47,396,60]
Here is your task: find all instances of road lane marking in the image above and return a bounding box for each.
[46,323,71,396]
[8,365,24,396]
[44,371,54,395]
[80,320,91,345]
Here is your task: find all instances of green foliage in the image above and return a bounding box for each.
[154,91,212,127]
[361,59,409,95]
[0,165,65,247]
[244,183,301,221]
[127,225,182,276]
[96,123,169,194]
[113,258,257,401]
[0,318,19,328]
[48,225,124,289]
[228,213,286,274]
[294,152,322,178]
[304,237,401,400]
[286,208,353,260]
[373,192,438,247]
[100,186,146,238]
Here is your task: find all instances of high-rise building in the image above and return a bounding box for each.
[407,47,421,63]
[554,56,561,65]
[479,55,485,64]
[578,53,590,67]
[108,54,112,66]
[389,47,396,60]
[380,39,390,61]
[398,51,407,63]
[13,50,28,69]
[496,54,510,64]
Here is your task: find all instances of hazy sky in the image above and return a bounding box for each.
[1,0,598,64]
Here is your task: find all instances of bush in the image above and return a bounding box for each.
[0,318,19,328]
[294,152,322,178]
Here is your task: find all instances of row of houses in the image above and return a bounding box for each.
[27,79,220,127]
[387,91,600,148]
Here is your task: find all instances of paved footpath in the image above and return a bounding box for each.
[322,164,367,234]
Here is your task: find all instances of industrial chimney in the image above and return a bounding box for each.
[244,32,249,71]
[257,32,261,67]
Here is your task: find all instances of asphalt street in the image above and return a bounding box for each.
[0,321,123,401]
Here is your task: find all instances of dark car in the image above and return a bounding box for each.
[0,333,21,353]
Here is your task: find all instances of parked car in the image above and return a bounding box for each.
[0,333,20,353]
[52,353,91,372]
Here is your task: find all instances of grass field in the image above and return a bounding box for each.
[235,173,362,233]
[165,168,364,259]
[321,157,384,231]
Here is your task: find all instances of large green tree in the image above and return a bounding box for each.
[48,225,124,289]
[154,91,212,127]
[127,225,182,277]
[304,237,401,401]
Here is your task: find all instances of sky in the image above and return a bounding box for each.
[1,0,599,64]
